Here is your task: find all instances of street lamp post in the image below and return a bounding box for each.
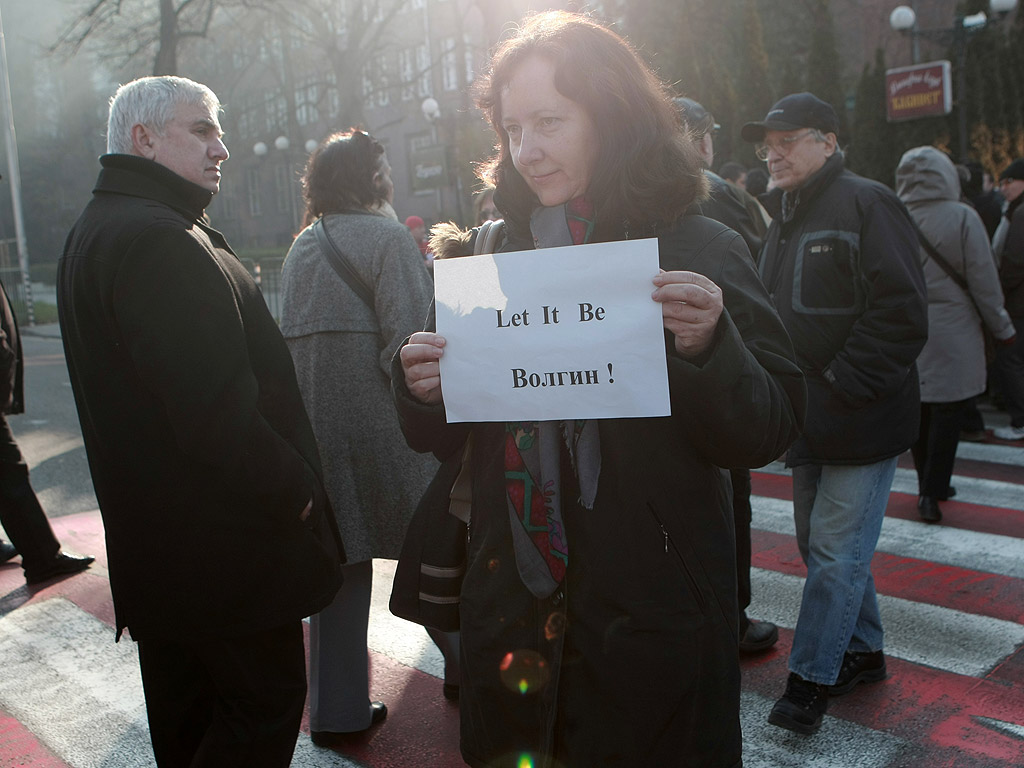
[889,0,1018,161]
[253,135,313,234]
[421,96,467,225]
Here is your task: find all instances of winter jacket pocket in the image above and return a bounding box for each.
[645,502,708,613]
[793,230,865,315]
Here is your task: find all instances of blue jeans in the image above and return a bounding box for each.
[789,457,898,685]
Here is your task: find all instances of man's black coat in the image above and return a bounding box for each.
[59,154,344,641]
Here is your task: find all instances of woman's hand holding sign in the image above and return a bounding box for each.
[652,270,723,359]
[401,332,446,405]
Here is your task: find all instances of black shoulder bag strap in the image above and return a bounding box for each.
[312,217,375,309]
[912,220,969,292]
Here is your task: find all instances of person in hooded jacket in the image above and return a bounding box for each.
[991,159,1024,441]
[394,12,805,768]
[895,146,1016,523]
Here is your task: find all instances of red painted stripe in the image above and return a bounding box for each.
[0,708,71,767]
[303,651,463,767]
[751,528,1024,624]
[898,451,1024,486]
[750,472,1024,540]
[741,630,1024,767]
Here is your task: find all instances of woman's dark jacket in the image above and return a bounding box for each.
[759,153,928,467]
[58,154,344,641]
[1000,195,1024,318]
[393,215,805,768]
[0,279,24,415]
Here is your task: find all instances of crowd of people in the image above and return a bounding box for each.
[0,6,1010,768]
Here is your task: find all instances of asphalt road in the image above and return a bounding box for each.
[9,330,98,519]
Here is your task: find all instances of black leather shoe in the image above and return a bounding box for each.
[738,617,779,654]
[918,496,942,524]
[768,673,828,734]
[0,540,18,564]
[939,485,956,501]
[311,701,388,746]
[828,650,887,696]
[24,551,95,585]
[442,682,460,701]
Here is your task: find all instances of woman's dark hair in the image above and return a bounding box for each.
[302,128,387,226]
[474,11,707,238]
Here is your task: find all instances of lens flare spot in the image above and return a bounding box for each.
[487,558,501,573]
[499,649,550,695]
[517,754,535,768]
[543,611,566,641]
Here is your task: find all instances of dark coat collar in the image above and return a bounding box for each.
[95,154,213,220]
[762,151,845,221]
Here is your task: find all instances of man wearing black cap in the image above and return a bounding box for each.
[992,159,1024,441]
[742,92,927,734]
[674,96,778,654]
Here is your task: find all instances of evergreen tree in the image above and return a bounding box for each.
[848,51,890,183]
[805,0,847,138]
[735,0,774,124]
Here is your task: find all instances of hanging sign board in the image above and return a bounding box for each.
[886,60,952,122]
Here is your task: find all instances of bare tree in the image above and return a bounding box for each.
[50,0,225,75]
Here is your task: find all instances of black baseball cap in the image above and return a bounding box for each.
[741,92,839,143]
[1000,158,1024,182]
[673,97,721,136]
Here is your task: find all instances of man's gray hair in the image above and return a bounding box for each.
[106,76,221,155]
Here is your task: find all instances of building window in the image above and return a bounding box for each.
[296,78,320,126]
[247,167,262,217]
[399,48,415,101]
[464,34,475,85]
[417,45,431,98]
[221,191,238,220]
[274,164,292,214]
[376,53,391,107]
[442,38,458,92]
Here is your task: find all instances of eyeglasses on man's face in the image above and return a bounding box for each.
[755,129,815,161]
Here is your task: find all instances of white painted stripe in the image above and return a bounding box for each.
[956,441,1024,467]
[740,690,908,767]
[0,597,363,767]
[749,568,1024,677]
[757,441,1024,469]
[0,598,150,767]
[753,494,1024,578]
[758,461,1024,512]
[368,559,446,679]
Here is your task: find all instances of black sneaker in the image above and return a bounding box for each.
[738,617,779,654]
[828,650,887,696]
[768,673,828,734]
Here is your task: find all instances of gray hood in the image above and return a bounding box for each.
[895,145,961,204]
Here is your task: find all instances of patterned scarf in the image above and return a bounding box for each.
[504,198,602,599]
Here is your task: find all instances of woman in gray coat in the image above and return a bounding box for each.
[280,130,456,745]
[896,146,1016,523]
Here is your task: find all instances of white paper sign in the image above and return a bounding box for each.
[434,238,670,423]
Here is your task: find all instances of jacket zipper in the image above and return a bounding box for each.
[646,502,707,612]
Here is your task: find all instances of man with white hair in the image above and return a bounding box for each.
[58,76,344,766]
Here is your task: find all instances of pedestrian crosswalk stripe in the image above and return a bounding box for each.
[754,495,1024,579]
[739,691,909,768]
[750,568,1024,677]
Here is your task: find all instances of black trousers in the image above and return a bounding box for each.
[731,467,753,620]
[136,621,307,768]
[0,415,60,569]
[912,400,968,498]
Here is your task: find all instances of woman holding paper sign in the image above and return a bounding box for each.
[395,11,805,768]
